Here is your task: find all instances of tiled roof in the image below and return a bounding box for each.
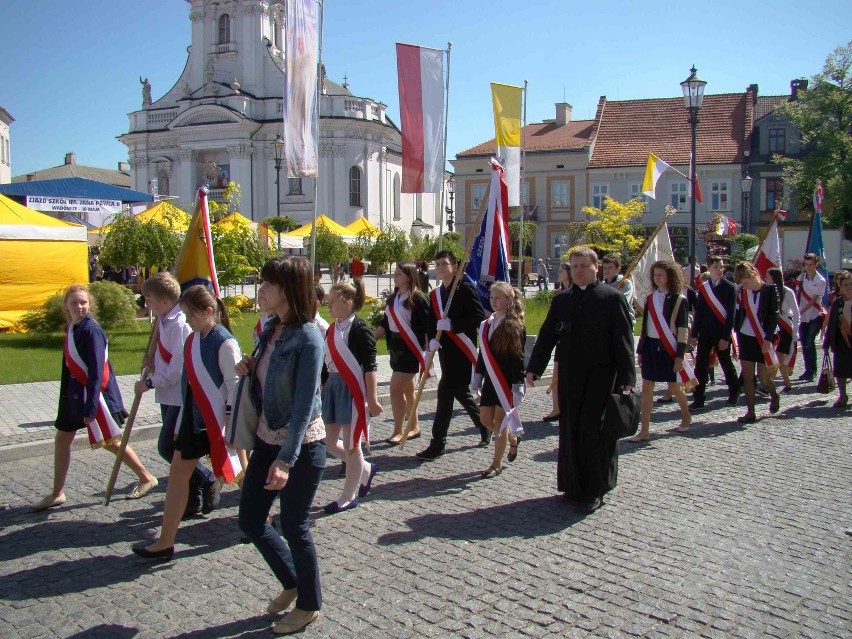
[457,120,595,157]
[754,95,787,121]
[12,164,131,187]
[589,92,750,168]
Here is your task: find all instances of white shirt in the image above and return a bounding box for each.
[740,289,761,338]
[487,313,505,339]
[797,271,827,323]
[780,286,800,335]
[387,292,412,333]
[324,313,356,373]
[314,311,329,335]
[645,289,667,339]
[149,303,191,406]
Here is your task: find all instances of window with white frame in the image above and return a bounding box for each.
[629,182,647,209]
[591,183,609,209]
[710,180,729,211]
[551,180,569,208]
[218,14,231,44]
[552,234,569,260]
[349,166,361,207]
[470,184,487,211]
[670,182,688,211]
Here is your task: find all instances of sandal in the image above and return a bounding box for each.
[507,436,521,462]
[480,465,502,479]
[627,433,650,443]
[832,396,849,408]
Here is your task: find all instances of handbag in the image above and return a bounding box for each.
[604,389,641,438]
[817,353,836,394]
[227,374,259,450]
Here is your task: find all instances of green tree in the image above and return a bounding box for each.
[368,226,410,290]
[263,215,299,250]
[308,225,349,271]
[350,227,378,261]
[581,196,646,261]
[561,220,589,250]
[729,233,760,268]
[211,225,255,288]
[776,41,852,234]
[99,215,182,269]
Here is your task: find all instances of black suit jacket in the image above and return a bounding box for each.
[693,278,737,341]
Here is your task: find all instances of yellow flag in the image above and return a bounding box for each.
[642,153,671,199]
[491,83,523,206]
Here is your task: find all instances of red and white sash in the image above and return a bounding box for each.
[478,317,523,435]
[777,315,797,371]
[385,295,428,376]
[254,312,273,340]
[326,323,370,454]
[797,279,827,319]
[696,279,727,325]
[64,326,123,448]
[741,288,780,368]
[430,287,478,365]
[646,293,697,387]
[180,332,242,484]
[157,334,173,364]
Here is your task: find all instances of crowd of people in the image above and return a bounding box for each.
[29,246,851,635]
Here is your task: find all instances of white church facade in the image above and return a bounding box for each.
[119,0,442,234]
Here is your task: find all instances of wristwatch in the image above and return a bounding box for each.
[144,378,154,389]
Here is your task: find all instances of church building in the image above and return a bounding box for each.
[119,0,442,234]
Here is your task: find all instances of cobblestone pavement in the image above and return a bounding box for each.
[1,374,850,638]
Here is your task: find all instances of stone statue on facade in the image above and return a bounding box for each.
[139,76,152,106]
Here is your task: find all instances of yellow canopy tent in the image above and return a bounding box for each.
[89,201,190,242]
[0,194,88,329]
[284,214,356,242]
[345,215,381,236]
[215,212,276,246]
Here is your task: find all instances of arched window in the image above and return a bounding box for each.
[393,174,401,220]
[218,14,231,44]
[349,166,362,207]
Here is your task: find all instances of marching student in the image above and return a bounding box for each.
[733,262,781,423]
[135,273,218,517]
[601,253,635,323]
[32,284,158,510]
[473,283,526,478]
[374,262,430,444]
[689,256,741,410]
[630,260,694,442]
[823,270,852,408]
[796,253,827,382]
[322,280,383,514]
[766,268,800,393]
[132,285,242,560]
[416,250,488,461]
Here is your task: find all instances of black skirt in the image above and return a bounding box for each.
[55,409,127,433]
[776,329,794,355]
[480,376,500,407]
[640,338,676,382]
[388,332,420,374]
[175,392,211,460]
[737,333,765,364]
[832,336,852,379]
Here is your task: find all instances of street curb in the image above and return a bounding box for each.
[0,375,553,462]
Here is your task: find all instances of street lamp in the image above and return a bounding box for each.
[740,173,753,234]
[272,133,285,219]
[681,65,706,283]
[446,176,455,233]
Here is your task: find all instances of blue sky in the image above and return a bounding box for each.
[2,0,848,177]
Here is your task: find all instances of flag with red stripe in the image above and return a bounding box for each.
[396,43,444,194]
[754,218,781,278]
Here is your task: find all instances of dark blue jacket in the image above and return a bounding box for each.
[692,278,737,342]
[56,315,124,426]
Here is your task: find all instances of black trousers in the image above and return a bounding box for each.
[431,377,486,444]
[693,337,740,402]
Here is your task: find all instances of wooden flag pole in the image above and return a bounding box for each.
[619,206,676,288]
[399,177,492,447]
[103,319,160,506]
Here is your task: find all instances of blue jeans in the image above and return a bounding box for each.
[799,318,822,376]
[239,438,326,611]
[157,404,214,493]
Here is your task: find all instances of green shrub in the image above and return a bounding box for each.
[365,299,387,329]
[89,281,138,331]
[19,294,66,333]
[532,289,556,304]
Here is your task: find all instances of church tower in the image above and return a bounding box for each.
[119,0,441,236]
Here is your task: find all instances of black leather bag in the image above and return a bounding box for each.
[604,390,641,438]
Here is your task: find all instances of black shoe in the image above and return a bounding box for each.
[755,387,769,398]
[183,495,201,520]
[338,461,347,478]
[542,413,560,422]
[737,413,757,424]
[415,440,445,461]
[727,388,741,405]
[688,400,705,411]
[132,545,174,561]
[201,481,221,515]
[580,497,603,514]
[655,396,674,404]
[769,393,780,414]
[478,432,492,447]
[798,372,815,382]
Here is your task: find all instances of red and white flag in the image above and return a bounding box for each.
[754,218,781,278]
[689,152,703,204]
[396,43,445,193]
[714,214,738,236]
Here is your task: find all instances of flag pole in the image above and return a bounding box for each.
[400,180,491,447]
[620,205,675,286]
[517,80,528,290]
[103,320,160,505]
[308,0,324,277]
[437,42,452,253]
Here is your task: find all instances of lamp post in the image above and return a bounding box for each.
[681,66,706,283]
[446,176,455,233]
[740,174,753,235]
[272,134,285,219]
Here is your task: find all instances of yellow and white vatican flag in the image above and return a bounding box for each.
[642,153,672,198]
[491,83,523,207]
[630,221,674,309]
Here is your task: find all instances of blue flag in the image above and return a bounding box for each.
[465,159,511,312]
[807,183,830,306]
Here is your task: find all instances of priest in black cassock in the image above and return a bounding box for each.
[526,246,636,513]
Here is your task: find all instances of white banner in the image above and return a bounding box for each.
[284,0,319,178]
[25,196,122,227]
[630,222,674,310]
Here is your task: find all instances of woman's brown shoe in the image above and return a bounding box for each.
[267,588,297,614]
[272,608,319,634]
